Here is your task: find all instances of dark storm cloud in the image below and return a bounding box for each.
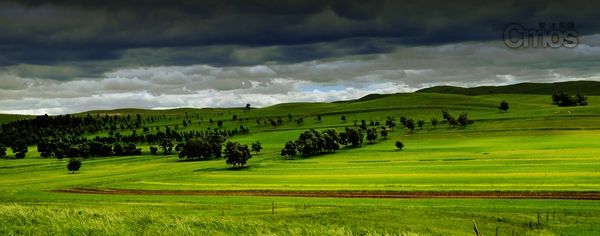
[2,0,600,78]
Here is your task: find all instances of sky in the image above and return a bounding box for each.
[1,0,600,115]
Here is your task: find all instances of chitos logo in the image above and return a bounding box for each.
[503,22,579,48]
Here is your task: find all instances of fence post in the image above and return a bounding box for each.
[472,220,482,236]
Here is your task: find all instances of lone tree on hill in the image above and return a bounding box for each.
[67,158,82,174]
[251,141,263,154]
[395,141,404,150]
[499,101,509,112]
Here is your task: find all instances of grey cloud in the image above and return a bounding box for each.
[3,0,600,79]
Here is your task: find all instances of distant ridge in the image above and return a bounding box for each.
[332,93,392,103]
[415,81,600,96]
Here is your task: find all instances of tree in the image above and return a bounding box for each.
[245,103,251,110]
[417,120,425,129]
[499,101,509,112]
[160,139,174,154]
[552,92,588,107]
[0,146,6,158]
[405,118,415,131]
[280,141,297,159]
[385,117,396,130]
[431,118,439,128]
[179,134,225,161]
[65,146,79,158]
[182,139,213,160]
[395,141,404,150]
[251,141,263,154]
[77,143,91,158]
[38,142,54,158]
[295,130,324,156]
[448,116,459,127]
[11,140,28,159]
[458,113,469,127]
[113,143,124,156]
[576,93,588,106]
[442,110,451,121]
[341,115,346,123]
[360,120,367,130]
[380,128,388,139]
[150,146,158,155]
[224,141,252,168]
[322,129,340,152]
[345,127,363,147]
[175,143,185,152]
[366,128,378,144]
[400,117,407,127]
[67,158,82,174]
[123,143,141,155]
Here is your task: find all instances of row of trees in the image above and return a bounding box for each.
[37,141,141,159]
[441,110,471,127]
[176,133,257,168]
[552,92,588,107]
[0,140,28,159]
[280,127,369,159]
[0,111,251,153]
[178,133,226,160]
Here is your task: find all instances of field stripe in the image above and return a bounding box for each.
[52,188,600,200]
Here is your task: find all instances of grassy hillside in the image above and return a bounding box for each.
[0,114,33,124]
[2,92,600,235]
[416,80,600,96]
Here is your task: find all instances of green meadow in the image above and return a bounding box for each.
[1,92,600,235]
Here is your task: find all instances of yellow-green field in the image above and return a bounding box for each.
[1,93,600,235]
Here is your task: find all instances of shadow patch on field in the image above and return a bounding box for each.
[348,160,391,163]
[442,158,475,162]
[193,166,254,172]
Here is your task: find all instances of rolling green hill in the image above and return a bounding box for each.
[415,80,600,96]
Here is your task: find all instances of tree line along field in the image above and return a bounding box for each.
[1,92,600,235]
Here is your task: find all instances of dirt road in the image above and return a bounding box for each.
[52,188,600,200]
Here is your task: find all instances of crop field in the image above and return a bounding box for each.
[1,93,600,235]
